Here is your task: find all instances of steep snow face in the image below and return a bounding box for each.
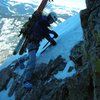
[0,0,80,65]
[37,13,83,64]
[0,13,83,69]
[0,13,83,68]
[0,13,84,99]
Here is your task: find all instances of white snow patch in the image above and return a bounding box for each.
[0,54,21,71]
[54,60,76,80]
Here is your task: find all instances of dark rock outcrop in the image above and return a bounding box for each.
[80,0,100,99]
[0,42,93,99]
[0,67,11,91]
[0,54,94,100]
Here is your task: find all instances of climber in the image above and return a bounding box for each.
[23,12,58,89]
[23,11,58,89]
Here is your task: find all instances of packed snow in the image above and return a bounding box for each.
[54,60,76,80]
[0,13,83,100]
[0,13,83,77]
[37,13,83,64]
[37,13,83,80]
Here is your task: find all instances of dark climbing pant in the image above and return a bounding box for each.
[23,42,39,82]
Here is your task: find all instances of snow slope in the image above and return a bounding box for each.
[0,0,80,65]
[0,13,83,99]
[0,13,83,72]
[37,13,83,64]
[0,13,83,68]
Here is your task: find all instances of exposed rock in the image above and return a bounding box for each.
[80,0,100,99]
[68,66,74,72]
[0,53,95,100]
[0,67,12,91]
[0,53,93,100]
[14,55,66,99]
[70,41,84,69]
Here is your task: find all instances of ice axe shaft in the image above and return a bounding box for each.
[42,36,55,49]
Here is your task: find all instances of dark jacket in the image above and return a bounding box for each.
[29,15,56,44]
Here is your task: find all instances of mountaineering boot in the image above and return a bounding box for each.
[23,81,33,89]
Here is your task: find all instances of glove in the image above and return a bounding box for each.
[51,40,56,46]
[54,32,58,38]
[51,31,58,38]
